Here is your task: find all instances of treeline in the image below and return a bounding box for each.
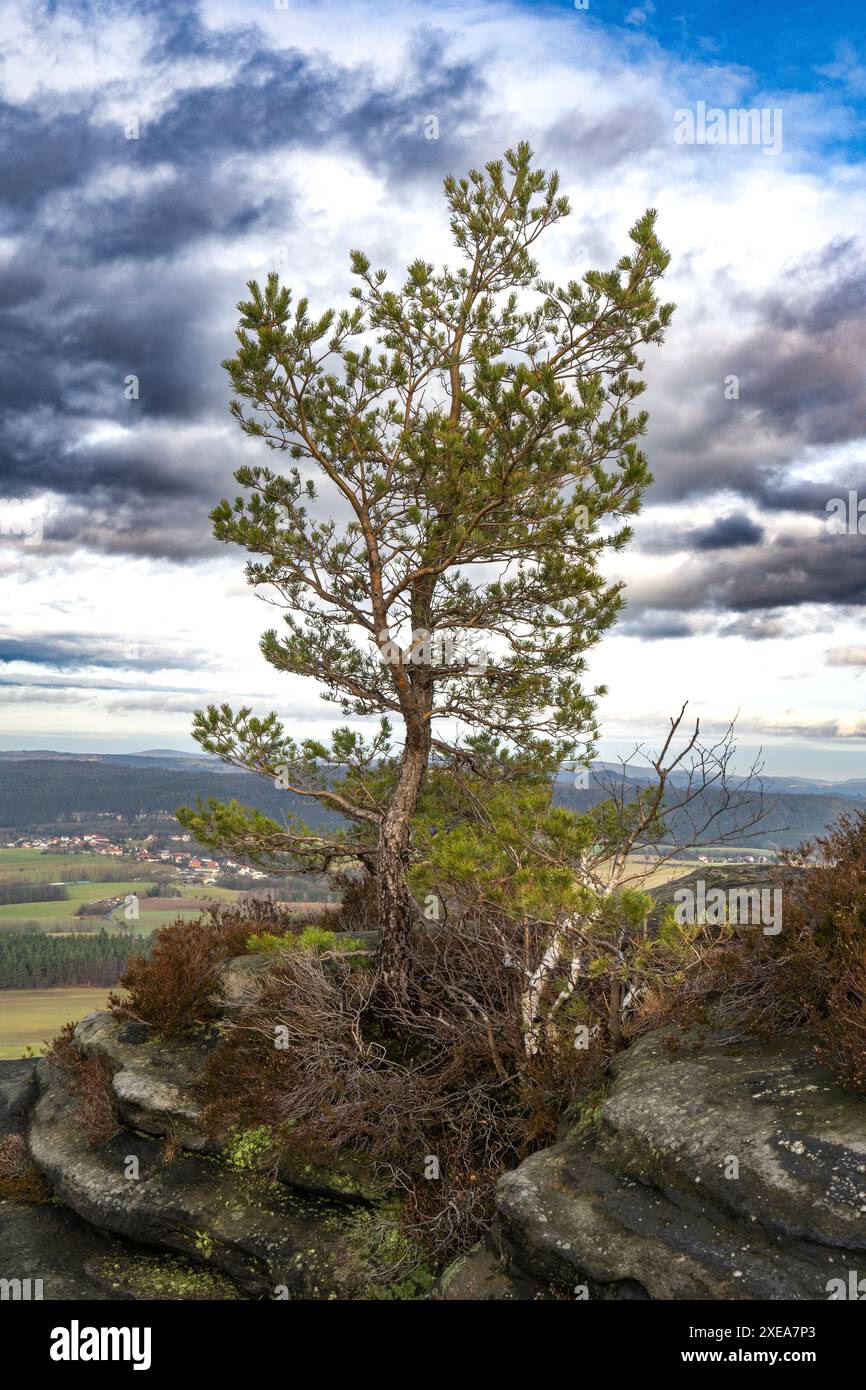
[0,930,149,988]
[0,880,68,906]
[0,760,344,832]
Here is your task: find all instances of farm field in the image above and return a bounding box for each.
[0,848,141,880]
[128,903,210,932]
[615,856,704,889]
[0,851,257,932]
[0,986,117,1059]
[0,878,158,931]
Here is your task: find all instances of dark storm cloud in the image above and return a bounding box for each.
[343,29,488,181]
[647,239,866,509]
[0,2,488,560]
[0,631,209,671]
[45,502,223,561]
[690,513,765,549]
[618,609,697,639]
[618,235,866,631]
[623,529,866,634]
[1,21,483,249]
[543,100,670,174]
[79,172,275,264]
[0,101,114,214]
[636,512,767,555]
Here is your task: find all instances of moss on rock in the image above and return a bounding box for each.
[94,1250,245,1300]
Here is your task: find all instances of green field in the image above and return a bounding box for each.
[0,848,140,880]
[0,848,47,868]
[0,986,115,1059]
[0,858,249,933]
[0,878,158,930]
[128,907,208,930]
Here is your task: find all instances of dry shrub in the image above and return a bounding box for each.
[109,897,315,1036]
[201,910,605,1268]
[329,875,378,935]
[780,812,866,1088]
[0,1133,51,1203]
[109,916,228,1036]
[637,811,866,1091]
[45,1021,119,1148]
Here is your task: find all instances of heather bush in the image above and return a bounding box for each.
[45,1021,119,1148]
[108,897,323,1036]
[0,1133,51,1203]
[109,915,229,1036]
[638,812,866,1091]
[328,875,378,935]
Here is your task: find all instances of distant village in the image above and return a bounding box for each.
[694,851,772,865]
[2,830,270,885]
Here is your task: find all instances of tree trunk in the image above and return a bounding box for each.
[374,735,428,1008]
[609,977,623,1047]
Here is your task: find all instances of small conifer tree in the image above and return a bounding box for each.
[178,143,673,1005]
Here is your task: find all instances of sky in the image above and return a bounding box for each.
[0,0,864,777]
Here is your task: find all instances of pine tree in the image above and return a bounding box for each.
[177,143,673,1006]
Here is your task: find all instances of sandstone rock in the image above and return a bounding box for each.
[75,1012,214,1150]
[274,1149,385,1205]
[0,1059,38,1136]
[598,1029,866,1252]
[73,1011,384,1202]
[430,1238,551,1300]
[27,1061,391,1299]
[442,1029,866,1301]
[0,1200,246,1300]
[494,1134,827,1299]
[0,1199,135,1300]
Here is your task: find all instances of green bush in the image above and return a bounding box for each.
[246,925,365,956]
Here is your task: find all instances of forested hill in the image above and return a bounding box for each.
[0,759,343,832]
[0,756,861,849]
[554,782,863,850]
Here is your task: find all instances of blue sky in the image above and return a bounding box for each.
[549,0,866,111]
[0,0,864,777]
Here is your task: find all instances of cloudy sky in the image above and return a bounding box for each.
[0,0,864,777]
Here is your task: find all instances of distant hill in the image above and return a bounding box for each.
[5,748,866,798]
[0,748,227,773]
[0,758,342,833]
[555,762,866,801]
[0,752,862,848]
[552,780,862,850]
